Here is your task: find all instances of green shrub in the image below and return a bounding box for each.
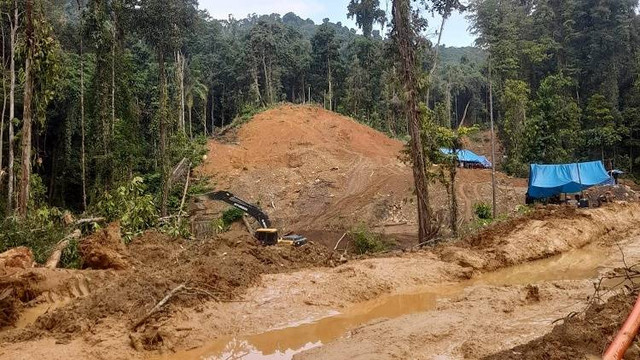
[222,207,244,226]
[351,223,388,254]
[60,238,82,269]
[0,207,66,264]
[95,176,158,243]
[473,202,493,220]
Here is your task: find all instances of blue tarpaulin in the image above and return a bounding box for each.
[527,161,612,199]
[440,148,492,168]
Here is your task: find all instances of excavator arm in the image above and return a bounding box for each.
[200,191,272,228]
[194,191,306,246]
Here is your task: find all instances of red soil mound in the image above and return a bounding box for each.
[196,105,527,235]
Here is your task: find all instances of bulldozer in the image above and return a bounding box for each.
[194,191,307,247]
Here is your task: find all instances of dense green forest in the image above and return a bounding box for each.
[0,0,637,241]
[471,0,640,176]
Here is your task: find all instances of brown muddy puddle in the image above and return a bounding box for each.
[160,242,617,360]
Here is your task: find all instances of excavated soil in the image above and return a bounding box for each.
[2,202,638,359]
[485,291,640,360]
[194,105,526,236]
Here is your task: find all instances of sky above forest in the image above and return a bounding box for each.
[199,0,477,47]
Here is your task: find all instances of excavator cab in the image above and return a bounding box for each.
[255,228,279,246]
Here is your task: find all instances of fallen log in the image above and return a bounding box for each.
[45,229,82,269]
[75,217,106,226]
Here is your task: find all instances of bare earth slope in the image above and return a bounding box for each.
[196,105,526,235]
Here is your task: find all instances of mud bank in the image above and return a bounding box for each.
[1,203,639,360]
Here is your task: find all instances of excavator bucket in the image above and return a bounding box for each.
[255,228,279,246]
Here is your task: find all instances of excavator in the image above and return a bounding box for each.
[195,191,307,247]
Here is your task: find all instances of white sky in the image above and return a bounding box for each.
[198,0,476,47]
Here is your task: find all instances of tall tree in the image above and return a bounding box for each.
[347,0,386,38]
[77,0,87,211]
[391,0,434,242]
[136,0,197,216]
[310,23,340,110]
[6,0,17,213]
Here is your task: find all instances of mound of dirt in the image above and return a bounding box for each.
[484,292,638,359]
[441,202,640,270]
[195,105,527,236]
[79,222,130,270]
[24,229,332,344]
[0,247,34,276]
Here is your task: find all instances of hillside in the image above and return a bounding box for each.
[195,105,526,237]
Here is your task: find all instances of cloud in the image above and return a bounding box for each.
[200,0,326,20]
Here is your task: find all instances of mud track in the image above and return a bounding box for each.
[1,203,636,359]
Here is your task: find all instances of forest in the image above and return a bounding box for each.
[0,0,636,242]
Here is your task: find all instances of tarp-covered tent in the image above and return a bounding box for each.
[440,148,492,168]
[527,161,611,199]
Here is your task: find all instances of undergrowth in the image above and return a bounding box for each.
[351,223,390,254]
[211,207,245,233]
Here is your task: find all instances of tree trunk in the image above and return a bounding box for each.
[449,166,458,235]
[425,15,447,107]
[111,29,116,137]
[7,2,17,213]
[18,0,34,218]
[261,51,270,105]
[202,97,207,136]
[0,21,6,181]
[188,105,192,139]
[392,0,433,243]
[210,89,214,134]
[445,80,451,127]
[178,51,186,134]
[78,0,87,211]
[158,50,169,217]
[327,57,332,111]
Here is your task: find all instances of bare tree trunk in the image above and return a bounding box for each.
[202,98,207,136]
[210,89,215,134]
[180,52,186,134]
[425,15,447,107]
[18,0,34,218]
[327,57,332,111]
[159,50,169,217]
[261,51,270,105]
[188,105,192,139]
[445,80,451,127]
[77,0,87,211]
[7,3,17,213]
[0,22,6,180]
[457,100,471,129]
[392,0,433,243]
[251,65,261,105]
[111,29,116,136]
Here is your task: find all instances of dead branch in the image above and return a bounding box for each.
[132,284,185,331]
[241,215,255,236]
[75,217,105,225]
[333,232,347,251]
[382,221,408,227]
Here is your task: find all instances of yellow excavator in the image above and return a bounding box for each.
[195,191,307,246]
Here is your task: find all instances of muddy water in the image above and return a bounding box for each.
[163,244,613,360]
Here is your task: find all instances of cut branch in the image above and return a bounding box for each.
[132,284,186,331]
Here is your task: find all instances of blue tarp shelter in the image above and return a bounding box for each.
[440,148,492,168]
[527,161,612,199]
